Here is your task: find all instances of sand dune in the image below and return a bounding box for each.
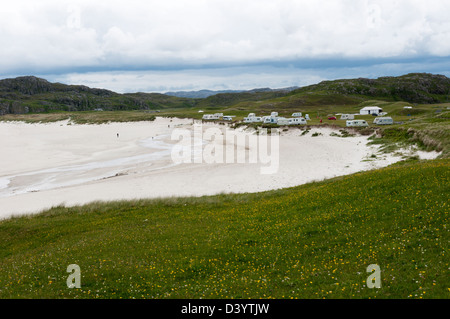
[0,117,440,219]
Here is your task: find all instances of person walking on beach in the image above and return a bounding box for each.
[117,133,119,138]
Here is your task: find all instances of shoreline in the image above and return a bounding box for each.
[0,117,441,220]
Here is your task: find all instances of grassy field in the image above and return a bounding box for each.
[0,110,157,124]
[0,159,448,299]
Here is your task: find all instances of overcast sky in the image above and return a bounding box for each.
[1,0,450,93]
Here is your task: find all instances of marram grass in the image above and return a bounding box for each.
[0,159,448,299]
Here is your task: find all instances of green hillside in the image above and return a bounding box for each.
[1,73,449,116]
[288,73,450,104]
[0,159,448,299]
[195,73,450,111]
[0,76,195,115]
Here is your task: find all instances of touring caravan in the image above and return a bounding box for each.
[373,117,393,125]
[346,120,369,127]
[292,112,303,117]
[276,117,307,126]
[222,116,235,121]
[340,114,355,120]
[262,112,280,124]
[276,118,290,125]
[203,113,223,120]
[290,117,307,125]
[243,113,262,123]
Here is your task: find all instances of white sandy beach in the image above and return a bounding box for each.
[0,117,441,219]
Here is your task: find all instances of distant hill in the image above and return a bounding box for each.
[0,73,448,115]
[165,89,243,98]
[165,86,299,98]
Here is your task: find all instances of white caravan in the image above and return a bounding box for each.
[373,117,393,125]
[290,117,307,125]
[243,113,262,123]
[292,112,303,117]
[276,118,290,125]
[222,116,235,121]
[202,113,223,120]
[276,117,307,126]
[262,112,280,124]
[346,120,369,127]
[340,114,355,120]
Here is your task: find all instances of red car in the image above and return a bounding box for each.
[328,116,337,120]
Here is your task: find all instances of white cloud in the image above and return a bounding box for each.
[1,0,449,90]
[49,66,327,93]
[44,57,450,94]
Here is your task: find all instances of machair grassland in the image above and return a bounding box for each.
[0,159,448,299]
